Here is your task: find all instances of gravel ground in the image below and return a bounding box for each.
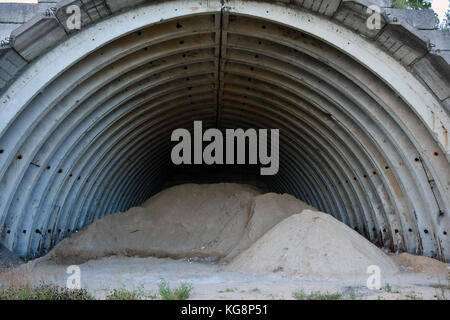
[2,255,445,300]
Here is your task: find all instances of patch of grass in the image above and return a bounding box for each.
[404,292,423,300]
[292,290,344,300]
[106,284,157,300]
[106,288,144,300]
[158,278,192,300]
[0,283,94,300]
[405,294,423,300]
[383,283,401,294]
[384,283,392,293]
[251,288,260,293]
[1,266,92,300]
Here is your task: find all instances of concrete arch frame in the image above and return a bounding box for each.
[0,0,448,261]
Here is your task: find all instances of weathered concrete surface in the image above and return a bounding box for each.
[10,13,67,61]
[0,0,448,263]
[0,2,53,39]
[0,45,27,90]
[384,8,437,29]
[421,29,450,50]
[0,3,52,24]
[55,0,111,33]
[0,24,17,43]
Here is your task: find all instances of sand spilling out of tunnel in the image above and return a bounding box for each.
[390,252,448,277]
[224,192,316,260]
[39,182,450,280]
[227,210,400,278]
[43,183,313,265]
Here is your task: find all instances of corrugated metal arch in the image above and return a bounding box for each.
[0,0,448,261]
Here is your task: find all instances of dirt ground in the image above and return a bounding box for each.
[0,254,445,300]
[1,184,448,300]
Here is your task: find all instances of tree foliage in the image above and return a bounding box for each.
[441,10,450,29]
[391,0,432,9]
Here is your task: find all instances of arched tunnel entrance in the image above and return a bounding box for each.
[0,0,448,262]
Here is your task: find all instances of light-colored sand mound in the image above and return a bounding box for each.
[227,210,400,278]
[390,252,448,279]
[43,183,314,264]
[224,193,316,260]
[45,184,261,264]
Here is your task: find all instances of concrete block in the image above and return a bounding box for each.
[0,45,27,92]
[10,14,67,61]
[333,0,387,39]
[351,0,391,7]
[55,0,112,33]
[0,24,20,42]
[376,23,428,66]
[442,97,450,116]
[292,0,341,17]
[0,3,41,24]
[0,3,55,24]
[384,8,437,30]
[105,0,148,13]
[419,29,450,51]
[412,53,450,101]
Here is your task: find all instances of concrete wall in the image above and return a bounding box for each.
[0,2,55,39]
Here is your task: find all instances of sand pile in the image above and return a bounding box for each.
[227,210,400,278]
[35,183,448,280]
[224,193,316,260]
[44,184,311,264]
[390,252,448,279]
